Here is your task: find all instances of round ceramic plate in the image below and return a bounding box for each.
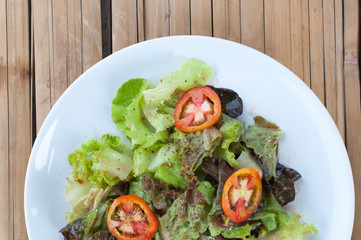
[25,36,354,239]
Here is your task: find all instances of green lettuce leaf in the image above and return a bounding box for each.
[111,78,169,148]
[251,212,277,231]
[170,127,221,178]
[253,190,318,239]
[142,59,213,132]
[60,199,113,239]
[242,116,284,180]
[142,175,182,213]
[91,147,132,186]
[159,192,209,240]
[128,175,152,204]
[155,161,186,188]
[235,148,263,179]
[221,224,251,239]
[143,59,212,104]
[152,232,163,240]
[197,181,216,205]
[213,115,245,167]
[65,134,132,222]
[132,144,161,177]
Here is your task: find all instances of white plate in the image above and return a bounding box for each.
[25,36,354,239]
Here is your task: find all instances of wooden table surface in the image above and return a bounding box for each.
[0,0,360,239]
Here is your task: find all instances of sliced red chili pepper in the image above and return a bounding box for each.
[222,168,262,223]
[107,195,157,240]
[174,86,221,133]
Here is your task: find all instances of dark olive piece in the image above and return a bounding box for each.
[207,85,243,118]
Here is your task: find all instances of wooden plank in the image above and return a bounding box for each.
[213,0,241,42]
[212,0,226,38]
[137,0,145,42]
[67,0,83,85]
[112,0,137,52]
[240,0,265,52]
[190,0,212,36]
[264,0,291,69]
[169,0,190,35]
[290,0,305,80]
[334,0,345,141]
[144,0,170,40]
[82,0,102,71]
[301,0,311,87]
[0,0,10,239]
[227,0,241,43]
[323,0,337,127]
[33,0,52,132]
[309,0,325,104]
[30,0,35,142]
[344,0,361,237]
[6,0,31,239]
[52,0,69,104]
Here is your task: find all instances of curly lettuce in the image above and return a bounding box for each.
[242,116,284,180]
[60,199,113,239]
[252,191,318,240]
[65,134,132,222]
[213,115,245,167]
[111,78,169,148]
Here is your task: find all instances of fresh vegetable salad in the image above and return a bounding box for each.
[60,59,318,240]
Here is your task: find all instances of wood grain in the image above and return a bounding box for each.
[52,0,69,105]
[6,0,31,239]
[112,0,137,52]
[290,0,305,80]
[309,0,325,104]
[344,0,361,237]
[67,0,83,85]
[213,0,241,42]
[323,0,337,127]
[33,0,52,132]
[301,0,311,87]
[212,0,227,39]
[82,0,102,71]
[240,0,265,52]
[0,0,10,239]
[334,0,345,141]
[169,0,190,35]
[144,0,170,40]
[264,0,291,69]
[137,0,145,42]
[190,0,212,36]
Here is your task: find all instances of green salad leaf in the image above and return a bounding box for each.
[111,78,169,148]
[242,116,284,180]
[128,175,152,204]
[155,161,186,188]
[197,181,216,205]
[171,127,221,178]
[253,190,318,240]
[65,134,132,222]
[143,59,212,104]
[132,144,162,177]
[60,199,113,239]
[142,59,212,133]
[235,148,263,179]
[213,115,245,167]
[221,224,251,239]
[159,192,209,240]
